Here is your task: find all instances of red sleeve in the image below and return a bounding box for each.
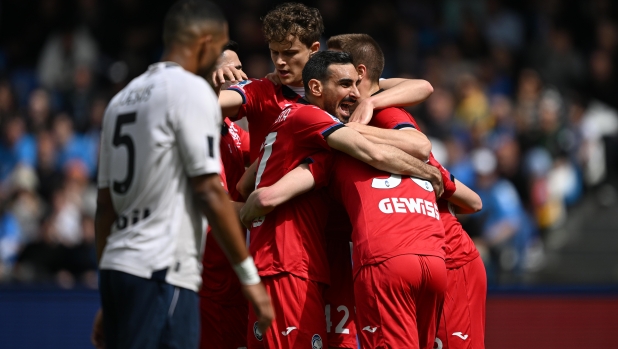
[304,151,333,190]
[238,126,250,166]
[428,154,456,199]
[370,107,417,130]
[294,105,345,150]
[226,79,269,122]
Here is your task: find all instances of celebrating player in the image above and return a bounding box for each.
[327,33,486,349]
[91,2,272,348]
[239,51,442,349]
[216,2,434,164]
[199,41,253,349]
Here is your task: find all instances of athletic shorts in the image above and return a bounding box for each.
[247,273,327,349]
[354,254,447,349]
[99,269,199,349]
[435,256,487,349]
[324,239,357,348]
[200,296,248,349]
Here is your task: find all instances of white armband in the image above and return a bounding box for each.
[233,256,261,285]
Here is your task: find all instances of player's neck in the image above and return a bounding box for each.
[160,47,196,74]
[364,83,381,99]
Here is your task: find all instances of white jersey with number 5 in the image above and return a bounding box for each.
[98,62,221,291]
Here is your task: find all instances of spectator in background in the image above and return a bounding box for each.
[0,198,22,281]
[51,114,97,178]
[37,21,99,95]
[26,88,52,135]
[470,148,536,281]
[0,115,36,182]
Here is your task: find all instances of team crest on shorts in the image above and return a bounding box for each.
[253,322,263,341]
[311,334,323,349]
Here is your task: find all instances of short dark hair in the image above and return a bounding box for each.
[327,34,384,83]
[262,3,324,47]
[302,51,354,92]
[162,0,226,47]
[222,40,239,53]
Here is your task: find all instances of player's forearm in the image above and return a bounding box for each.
[219,90,243,117]
[94,189,117,264]
[237,160,258,200]
[368,144,442,187]
[347,123,431,161]
[448,179,482,214]
[376,78,434,108]
[193,175,249,264]
[257,164,315,208]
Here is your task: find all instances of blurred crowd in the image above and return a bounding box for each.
[1,0,618,287]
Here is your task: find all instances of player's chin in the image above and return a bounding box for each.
[279,74,297,86]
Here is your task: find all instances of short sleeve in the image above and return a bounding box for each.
[428,153,456,199]
[370,108,417,130]
[304,151,334,190]
[172,78,222,177]
[226,79,262,122]
[294,106,345,149]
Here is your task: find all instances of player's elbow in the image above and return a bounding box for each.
[418,138,432,162]
[471,195,483,213]
[421,80,434,98]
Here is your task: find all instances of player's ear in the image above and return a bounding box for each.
[196,34,213,64]
[308,79,322,97]
[309,41,320,54]
[357,64,367,81]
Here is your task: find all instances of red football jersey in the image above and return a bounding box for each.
[199,120,250,304]
[227,79,301,162]
[437,199,480,269]
[327,152,445,277]
[249,102,344,284]
[369,107,456,198]
[220,118,249,201]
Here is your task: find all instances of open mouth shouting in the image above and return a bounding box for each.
[338,97,356,120]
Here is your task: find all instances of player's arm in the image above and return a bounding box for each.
[448,179,483,214]
[219,90,244,117]
[326,127,443,196]
[345,121,431,161]
[237,159,258,200]
[239,164,315,228]
[350,78,433,124]
[94,188,117,264]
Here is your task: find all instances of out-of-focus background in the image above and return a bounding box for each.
[0,0,617,348]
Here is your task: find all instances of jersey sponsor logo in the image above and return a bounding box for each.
[253,322,263,341]
[452,332,469,340]
[281,327,297,336]
[362,326,378,333]
[377,198,440,219]
[412,177,434,192]
[311,334,323,349]
[228,122,242,148]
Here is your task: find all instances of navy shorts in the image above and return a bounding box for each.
[99,269,199,349]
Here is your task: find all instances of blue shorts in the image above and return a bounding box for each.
[99,269,199,349]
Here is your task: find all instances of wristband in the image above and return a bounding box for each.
[233,256,261,285]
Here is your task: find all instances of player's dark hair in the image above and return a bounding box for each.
[302,51,354,92]
[162,0,226,47]
[222,40,239,53]
[262,3,324,48]
[327,34,384,83]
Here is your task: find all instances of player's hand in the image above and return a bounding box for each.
[428,167,444,200]
[91,308,105,349]
[242,282,275,335]
[265,71,282,86]
[348,97,375,124]
[240,188,274,229]
[212,64,248,88]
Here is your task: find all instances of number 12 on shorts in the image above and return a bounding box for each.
[325,304,350,334]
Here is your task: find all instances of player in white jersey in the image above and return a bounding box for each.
[90,2,273,348]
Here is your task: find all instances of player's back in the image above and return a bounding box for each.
[249,102,343,284]
[99,62,220,291]
[328,152,445,276]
